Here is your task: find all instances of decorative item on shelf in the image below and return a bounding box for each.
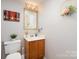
[10,34,17,40]
[3,10,20,22]
[61,5,76,16]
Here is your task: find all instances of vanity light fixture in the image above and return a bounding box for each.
[25,1,39,12]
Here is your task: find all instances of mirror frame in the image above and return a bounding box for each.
[23,8,38,30]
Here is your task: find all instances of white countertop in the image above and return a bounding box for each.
[24,35,45,41]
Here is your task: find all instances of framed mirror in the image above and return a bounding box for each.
[24,8,38,30]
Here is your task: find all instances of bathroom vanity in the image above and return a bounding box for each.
[24,35,45,59]
[24,3,45,59]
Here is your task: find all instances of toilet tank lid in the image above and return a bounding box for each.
[4,40,21,45]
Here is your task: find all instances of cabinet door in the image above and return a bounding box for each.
[29,41,38,59]
[38,40,45,59]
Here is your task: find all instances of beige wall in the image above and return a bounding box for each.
[39,0,77,59]
[1,0,24,42]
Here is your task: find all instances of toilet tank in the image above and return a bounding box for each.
[4,40,21,54]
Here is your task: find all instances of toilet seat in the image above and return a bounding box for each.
[6,52,21,59]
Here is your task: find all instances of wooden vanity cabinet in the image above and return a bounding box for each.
[24,39,45,59]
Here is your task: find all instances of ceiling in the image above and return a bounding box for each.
[27,0,44,4]
[3,0,47,6]
[30,0,46,4]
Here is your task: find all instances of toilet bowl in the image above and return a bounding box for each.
[6,52,21,59]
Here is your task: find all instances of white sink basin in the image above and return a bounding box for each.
[24,35,45,41]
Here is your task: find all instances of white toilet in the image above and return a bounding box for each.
[6,52,21,59]
[4,40,21,59]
